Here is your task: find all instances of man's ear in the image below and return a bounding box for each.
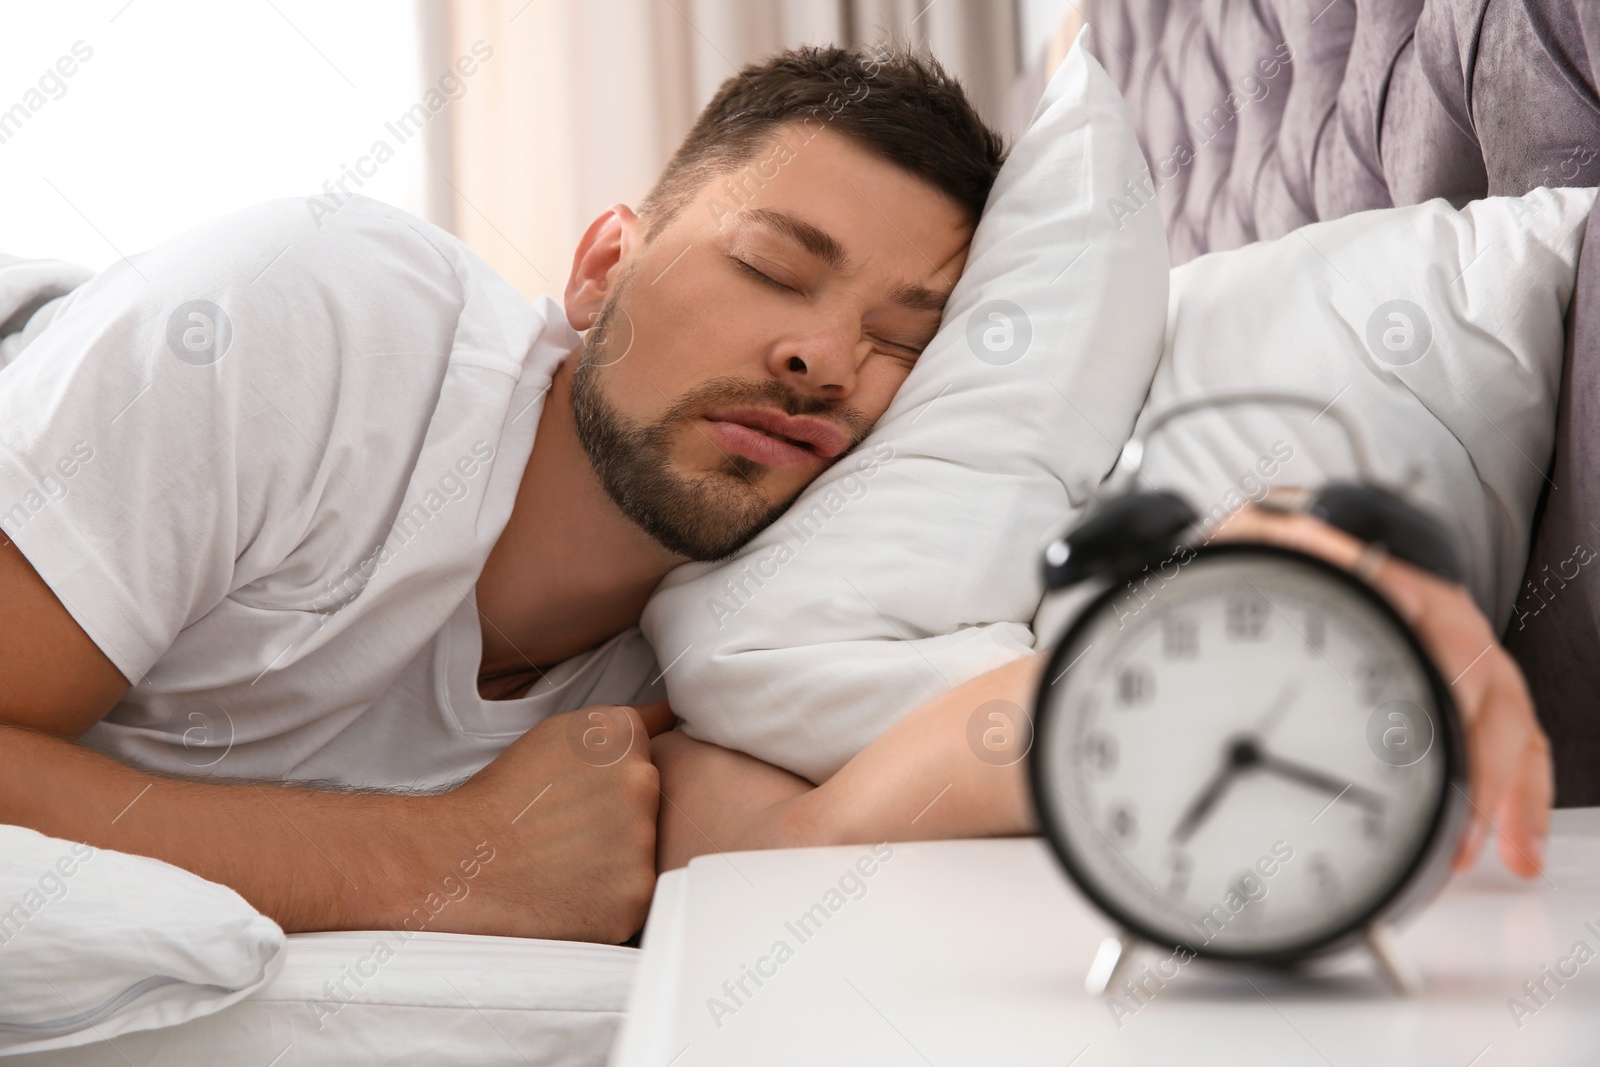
[564,205,641,332]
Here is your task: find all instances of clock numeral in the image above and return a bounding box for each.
[1081,732,1118,775]
[1116,666,1153,707]
[1107,803,1138,844]
[1304,611,1326,654]
[1358,659,1397,704]
[1164,851,1191,898]
[1162,614,1199,658]
[1225,593,1269,641]
[1308,853,1340,904]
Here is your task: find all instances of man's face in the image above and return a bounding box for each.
[569,124,974,561]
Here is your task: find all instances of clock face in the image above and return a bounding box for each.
[1032,546,1458,960]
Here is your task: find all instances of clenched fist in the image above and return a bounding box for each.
[419,701,673,943]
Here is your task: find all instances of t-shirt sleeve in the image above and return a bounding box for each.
[0,198,461,683]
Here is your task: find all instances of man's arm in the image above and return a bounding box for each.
[0,537,664,941]
[656,507,1553,878]
[651,654,1038,868]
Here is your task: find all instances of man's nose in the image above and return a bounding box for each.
[767,324,860,400]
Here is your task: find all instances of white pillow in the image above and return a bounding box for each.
[1107,186,1596,631]
[0,825,284,1056]
[640,31,1171,782]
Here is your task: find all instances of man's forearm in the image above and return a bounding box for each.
[0,724,436,932]
[793,652,1044,846]
[654,653,1047,870]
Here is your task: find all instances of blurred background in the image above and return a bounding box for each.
[0,0,1081,303]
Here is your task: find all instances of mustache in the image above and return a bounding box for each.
[659,375,874,451]
[575,288,875,456]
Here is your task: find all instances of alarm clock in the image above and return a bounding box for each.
[1028,393,1470,994]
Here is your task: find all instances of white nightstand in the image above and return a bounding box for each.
[612,809,1600,1066]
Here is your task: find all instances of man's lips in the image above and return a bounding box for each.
[699,406,852,469]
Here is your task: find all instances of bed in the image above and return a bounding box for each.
[5,932,635,1067]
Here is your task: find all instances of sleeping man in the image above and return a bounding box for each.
[0,45,1550,946]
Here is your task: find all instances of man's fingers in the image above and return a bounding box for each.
[554,704,659,768]
[1212,508,1365,568]
[1456,667,1538,871]
[1498,731,1553,878]
[632,699,678,739]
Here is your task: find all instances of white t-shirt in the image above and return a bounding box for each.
[0,196,661,790]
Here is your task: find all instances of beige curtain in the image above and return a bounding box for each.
[430,0,1028,302]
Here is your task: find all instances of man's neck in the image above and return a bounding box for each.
[474,354,683,682]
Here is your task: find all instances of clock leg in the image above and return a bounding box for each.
[1084,932,1140,996]
[1366,923,1421,995]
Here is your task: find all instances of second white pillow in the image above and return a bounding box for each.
[1115,186,1597,630]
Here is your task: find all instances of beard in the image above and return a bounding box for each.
[570,282,869,562]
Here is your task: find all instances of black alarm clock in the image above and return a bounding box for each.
[1028,393,1469,993]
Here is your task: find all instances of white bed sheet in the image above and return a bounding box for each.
[10,931,637,1067]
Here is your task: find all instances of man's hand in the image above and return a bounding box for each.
[437,702,673,942]
[1214,505,1553,877]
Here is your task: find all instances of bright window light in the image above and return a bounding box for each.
[0,0,425,270]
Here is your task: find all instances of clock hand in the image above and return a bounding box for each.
[1252,683,1300,738]
[1256,751,1385,811]
[1169,737,1260,844]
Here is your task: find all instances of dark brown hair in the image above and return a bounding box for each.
[638,44,1006,239]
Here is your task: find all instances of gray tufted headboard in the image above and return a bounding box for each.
[1073,0,1600,805]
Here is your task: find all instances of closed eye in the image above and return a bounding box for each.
[725,251,927,357]
[869,334,926,358]
[727,254,800,295]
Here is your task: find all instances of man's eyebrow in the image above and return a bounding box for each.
[742,207,950,313]
[888,282,950,314]
[742,207,848,271]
